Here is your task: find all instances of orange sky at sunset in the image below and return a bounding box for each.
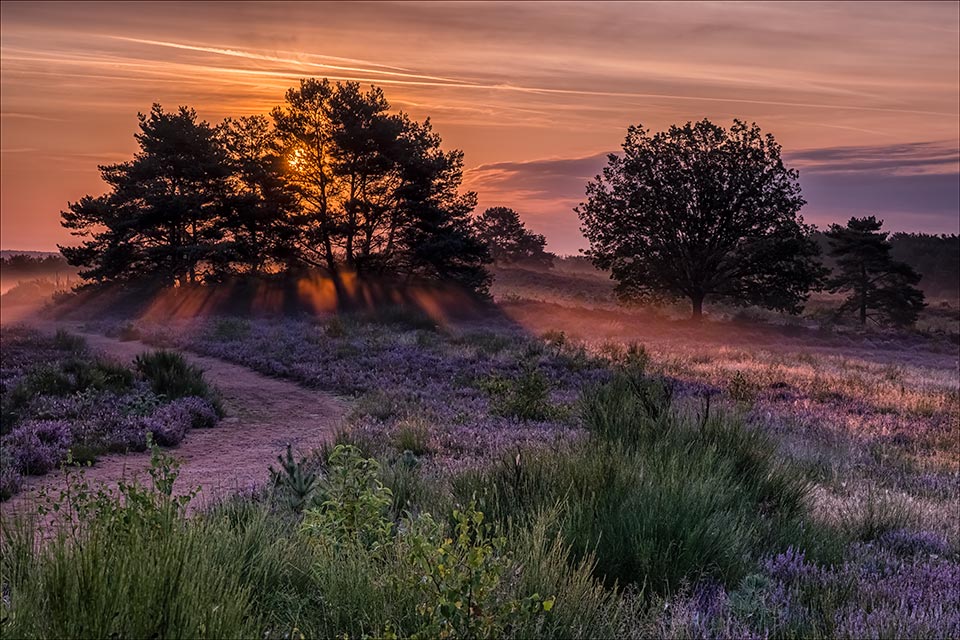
[2,1,958,255]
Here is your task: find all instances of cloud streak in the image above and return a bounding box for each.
[1,1,957,251]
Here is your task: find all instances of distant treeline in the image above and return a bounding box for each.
[812,232,959,299]
[0,254,74,279]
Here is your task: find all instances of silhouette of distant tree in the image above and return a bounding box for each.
[889,232,959,300]
[271,79,490,292]
[577,119,824,320]
[825,216,925,326]
[61,105,231,285]
[473,207,553,268]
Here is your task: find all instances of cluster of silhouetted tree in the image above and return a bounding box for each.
[60,82,938,326]
[472,207,554,268]
[61,79,492,295]
[576,119,930,326]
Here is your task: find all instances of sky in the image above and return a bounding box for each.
[1,1,958,255]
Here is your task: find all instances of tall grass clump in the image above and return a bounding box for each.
[455,370,812,595]
[134,349,221,410]
[0,445,256,639]
[479,364,559,421]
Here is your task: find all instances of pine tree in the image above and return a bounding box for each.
[825,216,926,327]
[60,105,230,285]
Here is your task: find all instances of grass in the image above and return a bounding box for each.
[134,350,221,410]
[0,444,624,639]
[455,370,813,594]
[4,308,957,639]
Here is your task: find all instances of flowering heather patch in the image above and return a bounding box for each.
[0,326,220,500]
[647,543,960,639]
[91,312,959,636]
[3,420,71,475]
[131,316,612,470]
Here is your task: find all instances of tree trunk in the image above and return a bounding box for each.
[691,293,704,321]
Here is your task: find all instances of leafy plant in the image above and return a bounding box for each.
[302,444,394,550]
[480,364,557,421]
[407,504,554,639]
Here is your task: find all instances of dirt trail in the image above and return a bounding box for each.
[1,325,347,519]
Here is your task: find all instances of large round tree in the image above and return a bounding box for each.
[576,119,824,319]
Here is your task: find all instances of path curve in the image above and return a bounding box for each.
[1,325,347,519]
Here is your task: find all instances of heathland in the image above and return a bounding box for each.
[0,257,957,639]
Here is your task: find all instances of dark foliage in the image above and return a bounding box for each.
[60,105,232,286]
[889,232,958,300]
[59,80,491,295]
[473,206,553,268]
[824,216,926,326]
[577,119,826,319]
[272,79,491,292]
[134,350,220,409]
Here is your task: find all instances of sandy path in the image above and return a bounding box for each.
[1,325,347,519]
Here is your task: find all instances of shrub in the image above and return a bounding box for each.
[729,370,757,404]
[3,420,71,475]
[117,322,141,341]
[0,447,23,501]
[210,317,250,341]
[269,444,318,513]
[406,505,553,639]
[302,445,394,549]
[141,403,190,447]
[134,350,220,409]
[456,371,812,594]
[176,396,220,429]
[53,329,86,353]
[325,316,347,338]
[542,329,567,350]
[392,418,432,456]
[364,305,438,332]
[64,358,135,393]
[480,364,556,421]
[139,396,219,447]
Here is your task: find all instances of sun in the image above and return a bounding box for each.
[288,147,306,169]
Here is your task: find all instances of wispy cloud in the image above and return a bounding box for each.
[1,1,957,250]
[786,140,960,176]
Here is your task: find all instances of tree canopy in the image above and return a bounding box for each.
[60,81,490,294]
[576,118,825,319]
[472,207,553,268]
[824,216,926,326]
[61,105,231,285]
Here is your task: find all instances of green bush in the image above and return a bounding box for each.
[455,371,811,594]
[211,317,250,341]
[479,364,558,421]
[134,350,221,410]
[393,418,432,456]
[64,357,135,393]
